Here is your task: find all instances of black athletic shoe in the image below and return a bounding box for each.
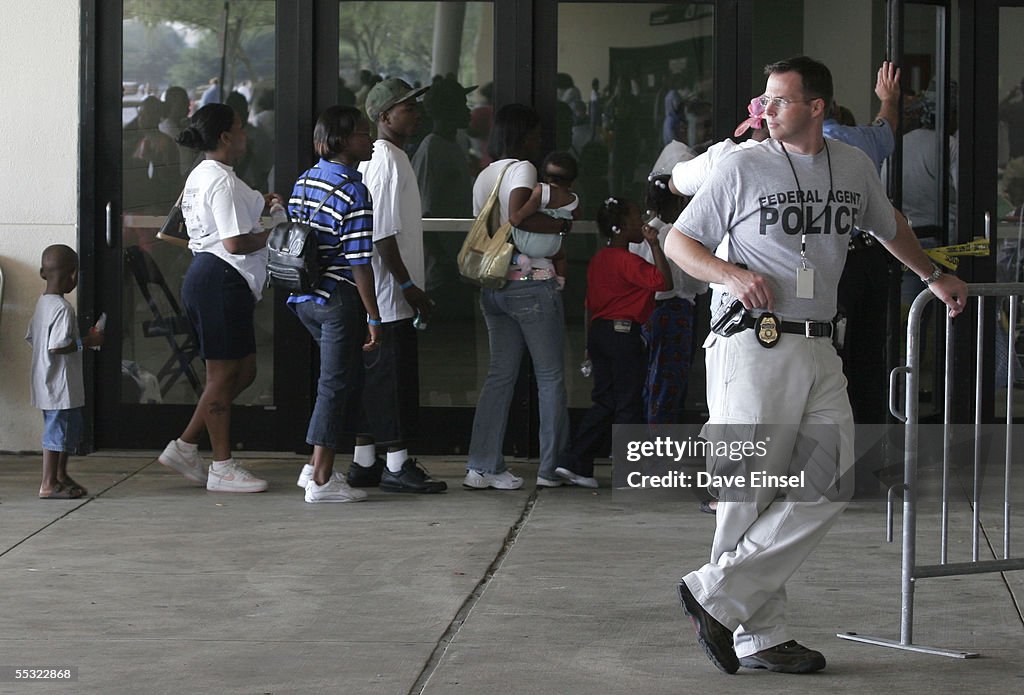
[379,459,448,494]
[677,580,739,674]
[346,456,385,488]
[739,640,826,673]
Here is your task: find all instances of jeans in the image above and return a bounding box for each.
[467,279,569,479]
[295,284,365,449]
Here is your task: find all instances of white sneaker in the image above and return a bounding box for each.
[462,469,524,490]
[304,475,368,503]
[206,460,268,493]
[536,476,564,488]
[158,440,208,485]
[554,466,599,489]
[296,463,314,488]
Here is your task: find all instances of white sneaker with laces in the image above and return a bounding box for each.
[462,469,524,490]
[304,475,368,503]
[536,476,564,488]
[158,440,208,484]
[296,464,314,488]
[206,460,268,493]
[554,466,599,489]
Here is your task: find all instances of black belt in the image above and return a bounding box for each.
[848,234,878,252]
[739,314,833,338]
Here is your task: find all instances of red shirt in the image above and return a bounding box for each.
[585,246,667,323]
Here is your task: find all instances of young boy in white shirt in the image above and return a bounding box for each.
[26,244,104,499]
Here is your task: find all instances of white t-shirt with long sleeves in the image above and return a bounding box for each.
[181,159,269,300]
[359,139,426,323]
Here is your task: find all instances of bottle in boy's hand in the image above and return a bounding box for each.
[89,312,107,351]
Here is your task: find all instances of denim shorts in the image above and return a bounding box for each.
[42,408,84,453]
[181,252,256,360]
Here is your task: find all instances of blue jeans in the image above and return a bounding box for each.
[295,285,365,449]
[467,279,569,479]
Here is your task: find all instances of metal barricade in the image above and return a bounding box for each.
[839,282,1024,658]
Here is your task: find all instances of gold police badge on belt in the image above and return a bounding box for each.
[755,313,780,348]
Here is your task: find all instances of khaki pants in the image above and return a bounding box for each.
[683,328,854,658]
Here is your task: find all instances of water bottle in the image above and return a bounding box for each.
[413,312,427,331]
[89,312,107,351]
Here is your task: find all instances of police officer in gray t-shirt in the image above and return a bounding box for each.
[664,56,967,676]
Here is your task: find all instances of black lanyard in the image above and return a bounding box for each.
[780,140,833,268]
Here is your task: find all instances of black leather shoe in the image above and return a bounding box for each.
[677,580,739,674]
[346,456,385,488]
[739,641,826,673]
[380,459,448,494]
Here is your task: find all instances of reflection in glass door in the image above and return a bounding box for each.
[120,2,276,408]
[338,2,493,438]
[91,0,300,451]
[556,2,715,415]
[994,5,1024,407]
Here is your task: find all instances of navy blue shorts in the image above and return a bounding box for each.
[181,253,256,360]
[42,408,83,453]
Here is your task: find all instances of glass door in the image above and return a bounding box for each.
[967,0,1024,420]
[88,0,309,450]
[554,1,716,420]
[329,0,496,454]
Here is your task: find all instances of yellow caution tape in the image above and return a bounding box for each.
[923,237,990,271]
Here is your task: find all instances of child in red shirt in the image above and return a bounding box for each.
[555,197,673,488]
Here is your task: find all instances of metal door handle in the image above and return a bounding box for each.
[105,202,114,249]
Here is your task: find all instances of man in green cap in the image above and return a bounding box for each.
[350,78,445,494]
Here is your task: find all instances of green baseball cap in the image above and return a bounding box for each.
[365,78,430,122]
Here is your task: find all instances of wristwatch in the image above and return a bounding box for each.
[921,263,944,286]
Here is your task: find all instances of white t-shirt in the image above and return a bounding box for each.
[473,159,537,222]
[671,138,761,196]
[358,139,426,323]
[675,138,897,321]
[26,294,84,410]
[181,159,268,300]
[629,217,708,302]
[652,140,696,176]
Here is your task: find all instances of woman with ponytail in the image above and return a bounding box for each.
[157,103,287,493]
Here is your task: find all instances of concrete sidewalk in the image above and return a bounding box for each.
[0,453,1021,694]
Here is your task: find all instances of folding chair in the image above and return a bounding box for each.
[124,245,202,398]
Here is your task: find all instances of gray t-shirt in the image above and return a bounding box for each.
[26,294,84,410]
[674,138,897,321]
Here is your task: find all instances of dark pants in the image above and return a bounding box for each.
[567,318,646,476]
[642,297,695,424]
[358,318,420,445]
[838,241,892,424]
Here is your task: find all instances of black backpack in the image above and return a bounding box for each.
[266,178,344,293]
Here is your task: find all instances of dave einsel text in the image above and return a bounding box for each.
[0,667,78,682]
[625,436,769,463]
[626,471,806,489]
